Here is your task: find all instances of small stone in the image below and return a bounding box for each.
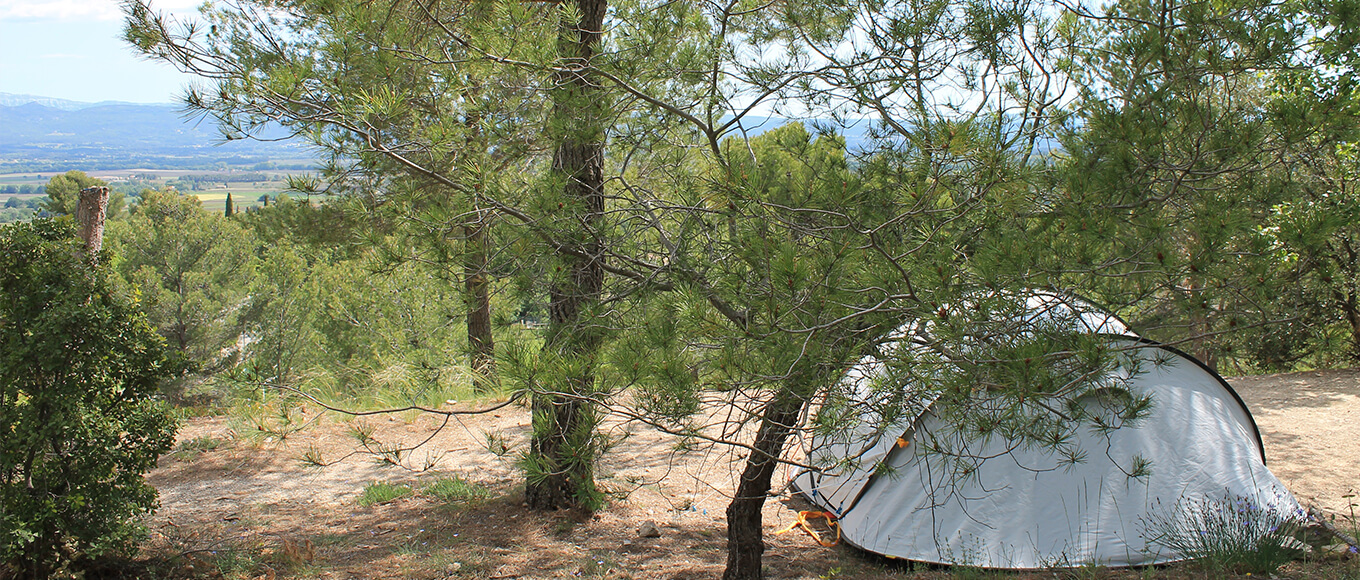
[638,520,662,538]
[1322,543,1355,558]
[444,561,462,574]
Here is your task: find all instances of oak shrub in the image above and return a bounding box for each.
[0,218,180,578]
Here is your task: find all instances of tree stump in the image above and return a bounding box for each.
[77,186,110,259]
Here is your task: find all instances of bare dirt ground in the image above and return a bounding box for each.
[141,369,1360,580]
[1227,369,1360,519]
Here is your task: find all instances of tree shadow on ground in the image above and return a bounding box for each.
[1229,368,1360,412]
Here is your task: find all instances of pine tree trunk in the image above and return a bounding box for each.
[1342,288,1360,363]
[723,388,810,580]
[525,0,608,512]
[462,104,496,390]
[464,216,495,390]
[1185,276,1218,371]
[526,385,597,508]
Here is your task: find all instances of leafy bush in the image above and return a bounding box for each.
[1141,491,1306,574]
[0,218,182,578]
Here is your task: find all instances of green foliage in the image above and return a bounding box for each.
[690,122,883,398]
[106,189,258,382]
[1051,0,1360,370]
[0,197,42,225]
[0,218,181,577]
[312,262,467,390]
[236,240,320,391]
[230,236,487,409]
[41,170,124,221]
[237,194,357,254]
[1140,492,1307,574]
[356,481,415,506]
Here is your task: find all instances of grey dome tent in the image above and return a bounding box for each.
[789,293,1302,568]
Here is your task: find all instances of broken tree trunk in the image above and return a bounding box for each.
[77,186,110,260]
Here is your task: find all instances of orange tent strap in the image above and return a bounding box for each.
[775,510,841,547]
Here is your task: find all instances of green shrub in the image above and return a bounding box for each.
[0,218,182,578]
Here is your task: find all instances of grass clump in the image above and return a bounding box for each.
[1142,491,1306,574]
[424,476,492,504]
[356,481,415,506]
[173,435,226,460]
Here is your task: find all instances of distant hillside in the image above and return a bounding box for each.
[0,94,311,172]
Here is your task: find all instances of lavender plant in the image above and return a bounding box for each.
[1141,491,1306,574]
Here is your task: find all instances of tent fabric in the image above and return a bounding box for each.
[789,303,1300,569]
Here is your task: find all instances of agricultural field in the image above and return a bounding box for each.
[0,167,316,216]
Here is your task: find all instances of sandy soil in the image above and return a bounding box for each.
[142,369,1360,579]
[1226,368,1360,517]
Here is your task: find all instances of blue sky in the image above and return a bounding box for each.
[0,0,198,103]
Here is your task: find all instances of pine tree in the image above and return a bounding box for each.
[108,189,257,375]
[224,191,233,217]
[41,170,124,221]
[122,0,1354,576]
[124,0,594,507]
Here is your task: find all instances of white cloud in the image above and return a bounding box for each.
[0,0,121,20]
[0,0,200,21]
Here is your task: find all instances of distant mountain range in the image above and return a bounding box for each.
[0,93,944,173]
[0,93,164,111]
[0,93,311,172]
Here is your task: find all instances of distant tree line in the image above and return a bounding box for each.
[167,172,280,191]
[0,185,44,195]
[0,197,44,224]
[0,159,315,175]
